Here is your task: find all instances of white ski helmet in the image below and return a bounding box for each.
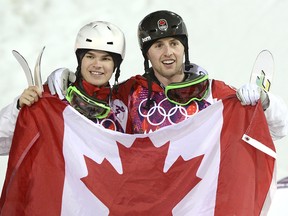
[75,21,126,60]
[74,21,126,82]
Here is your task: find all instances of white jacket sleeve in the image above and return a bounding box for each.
[264,93,288,140]
[0,97,20,155]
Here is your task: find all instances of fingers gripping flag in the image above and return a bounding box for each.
[0,93,276,215]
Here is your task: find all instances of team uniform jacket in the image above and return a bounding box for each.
[0,83,128,155]
[116,72,288,137]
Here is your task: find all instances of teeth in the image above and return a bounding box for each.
[91,71,102,75]
[163,60,174,64]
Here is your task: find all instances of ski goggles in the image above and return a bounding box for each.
[66,85,111,119]
[165,74,209,106]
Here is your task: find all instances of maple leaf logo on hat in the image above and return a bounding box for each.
[158,19,168,31]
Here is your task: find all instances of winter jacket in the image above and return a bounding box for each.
[116,69,288,138]
[0,83,128,155]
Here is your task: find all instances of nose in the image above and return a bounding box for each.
[91,58,102,68]
[163,44,173,56]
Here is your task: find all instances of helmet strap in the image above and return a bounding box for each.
[184,45,192,71]
[144,57,150,74]
[114,67,120,83]
[143,77,154,110]
[75,65,82,83]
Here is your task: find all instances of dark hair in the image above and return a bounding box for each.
[75,49,122,84]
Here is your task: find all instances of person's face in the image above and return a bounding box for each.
[81,50,115,87]
[147,37,185,86]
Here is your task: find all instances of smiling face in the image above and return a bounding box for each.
[80,50,115,87]
[147,37,185,86]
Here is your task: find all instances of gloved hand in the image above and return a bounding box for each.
[236,83,270,110]
[46,68,76,99]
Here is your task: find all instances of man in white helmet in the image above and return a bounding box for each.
[0,21,128,155]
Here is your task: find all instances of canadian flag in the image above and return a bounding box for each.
[0,93,276,216]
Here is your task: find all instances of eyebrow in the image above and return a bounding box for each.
[155,38,178,43]
[86,51,112,58]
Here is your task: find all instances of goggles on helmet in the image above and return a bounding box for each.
[165,74,209,106]
[66,85,111,119]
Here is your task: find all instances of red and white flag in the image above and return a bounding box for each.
[0,93,276,216]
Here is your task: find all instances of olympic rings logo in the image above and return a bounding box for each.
[94,118,118,131]
[138,98,199,126]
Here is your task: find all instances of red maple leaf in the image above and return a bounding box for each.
[81,137,203,215]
